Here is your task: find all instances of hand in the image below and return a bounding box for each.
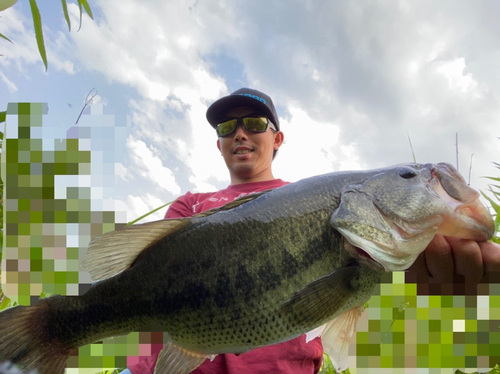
[407,235,500,293]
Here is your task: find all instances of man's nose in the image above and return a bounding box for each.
[233,122,248,140]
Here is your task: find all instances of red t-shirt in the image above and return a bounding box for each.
[129,179,323,374]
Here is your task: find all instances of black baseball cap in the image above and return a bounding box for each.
[206,88,280,130]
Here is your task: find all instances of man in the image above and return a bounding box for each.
[125,88,500,374]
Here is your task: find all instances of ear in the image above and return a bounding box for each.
[217,138,221,153]
[273,131,284,150]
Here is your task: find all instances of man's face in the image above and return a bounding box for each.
[216,106,284,183]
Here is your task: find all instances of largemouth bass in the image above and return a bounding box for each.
[0,162,494,374]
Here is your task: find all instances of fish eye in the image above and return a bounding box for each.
[398,167,417,179]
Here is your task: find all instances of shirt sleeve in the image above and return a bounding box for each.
[165,194,195,218]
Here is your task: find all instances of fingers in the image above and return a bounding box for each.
[423,234,455,282]
[407,236,500,295]
[412,236,500,284]
[480,241,500,275]
[444,237,484,284]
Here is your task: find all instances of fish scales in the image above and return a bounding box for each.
[57,174,375,351]
[131,191,370,352]
[0,162,495,374]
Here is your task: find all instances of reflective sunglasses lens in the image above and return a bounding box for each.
[216,119,237,137]
[242,117,269,132]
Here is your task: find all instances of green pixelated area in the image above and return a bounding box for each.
[0,103,133,373]
[1,103,499,373]
[1,103,117,303]
[352,272,500,372]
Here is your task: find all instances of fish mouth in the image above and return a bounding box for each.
[345,240,385,270]
[335,162,495,273]
[431,163,495,241]
[355,246,374,260]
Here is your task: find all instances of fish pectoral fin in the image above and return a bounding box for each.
[83,219,190,281]
[280,265,360,326]
[154,342,209,374]
[320,306,364,372]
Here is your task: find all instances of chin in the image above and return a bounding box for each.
[230,164,256,177]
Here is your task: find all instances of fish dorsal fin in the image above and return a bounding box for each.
[154,341,208,374]
[280,265,360,326]
[83,219,189,281]
[312,306,364,372]
[194,190,269,218]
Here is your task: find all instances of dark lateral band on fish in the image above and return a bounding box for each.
[0,162,495,374]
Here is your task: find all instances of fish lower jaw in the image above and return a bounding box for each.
[345,241,384,271]
[356,248,386,270]
[347,239,416,272]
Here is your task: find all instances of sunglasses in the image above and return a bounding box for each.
[216,116,277,137]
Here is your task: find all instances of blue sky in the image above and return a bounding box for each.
[1,0,500,222]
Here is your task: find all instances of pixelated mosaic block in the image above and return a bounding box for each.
[0,102,132,372]
[353,272,500,372]
[1,102,129,305]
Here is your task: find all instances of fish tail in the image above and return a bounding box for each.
[0,301,72,374]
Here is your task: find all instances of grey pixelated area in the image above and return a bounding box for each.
[0,362,37,374]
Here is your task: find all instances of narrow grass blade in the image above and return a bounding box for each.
[77,0,83,31]
[481,190,500,214]
[28,0,47,71]
[61,0,71,32]
[78,0,94,19]
[406,132,416,163]
[484,176,500,183]
[127,201,174,225]
[0,32,13,43]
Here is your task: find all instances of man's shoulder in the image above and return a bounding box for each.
[167,179,289,218]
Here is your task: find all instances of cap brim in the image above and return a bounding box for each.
[206,95,278,129]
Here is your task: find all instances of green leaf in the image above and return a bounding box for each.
[127,201,174,225]
[0,32,13,44]
[78,0,94,19]
[482,190,500,214]
[29,0,48,71]
[484,176,500,183]
[406,132,417,163]
[61,0,71,32]
[0,294,12,311]
[0,0,18,12]
[0,111,5,124]
[77,0,83,31]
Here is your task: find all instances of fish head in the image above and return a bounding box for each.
[330,162,495,271]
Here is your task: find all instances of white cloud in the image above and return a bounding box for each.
[0,6,43,69]
[115,162,129,181]
[436,57,479,95]
[0,70,18,92]
[275,106,365,183]
[4,0,499,200]
[69,1,497,195]
[126,135,181,195]
[67,1,226,102]
[122,193,167,223]
[0,5,76,74]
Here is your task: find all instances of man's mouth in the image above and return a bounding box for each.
[233,146,253,155]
